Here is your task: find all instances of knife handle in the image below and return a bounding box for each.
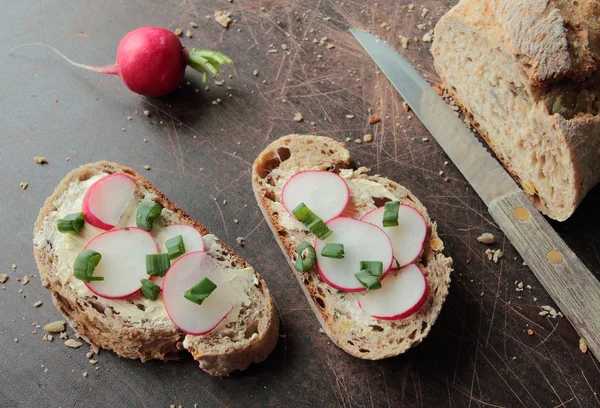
[489,189,600,361]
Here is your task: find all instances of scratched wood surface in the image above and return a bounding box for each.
[2,1,600,407]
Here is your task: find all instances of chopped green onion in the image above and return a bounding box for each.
[136,202,163,231]
[383,201,400,227]
[166,235,186,260]
[294,241,316,272]
[321,243,345,259]
[292,203,333,240]
[73,249,103,283]
[359,261,383,277]
[140,279,161,301]
[146,254,171,277]
[355,270,382,290]
[57,212,85,233]
[184,277,217,305]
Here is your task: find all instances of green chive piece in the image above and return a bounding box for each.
[140,279,161,301]
[136,202,163,231]
[292,203,333,240]
[73,249,104,283]
[145,254,171,277]
[355,270,382,290]
[382,201,400,227]
[359,261,383,277]
[321,243,345,259]
[184,277,217,305]
[57,212,85,233]
[294,241,316,272]
[166,235,186,260]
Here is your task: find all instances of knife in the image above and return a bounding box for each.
[351,28,600,361]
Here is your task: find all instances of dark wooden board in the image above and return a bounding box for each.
[2,1,600,407]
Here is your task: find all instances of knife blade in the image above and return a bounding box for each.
[351,28,600,361]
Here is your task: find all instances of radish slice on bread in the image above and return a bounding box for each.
[82,174,136,230]
[162,251,235,335]
[315,217,393,292]
[361,204,427,268]
[358,264,428,320]
[282,170,349,222]
[155,224,205,253]
[83,227,158,299]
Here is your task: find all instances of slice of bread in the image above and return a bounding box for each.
[251,135,453,359]
[33,161,279,376]
[432,0,600,221]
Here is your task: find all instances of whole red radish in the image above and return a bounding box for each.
[9,26,233,97]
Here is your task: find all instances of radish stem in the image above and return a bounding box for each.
[8,43,118,75]
[185,48,234,83]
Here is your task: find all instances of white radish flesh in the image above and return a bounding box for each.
[84,227,158,299]
[162,251,235,335]
[82,174,136,230]
[361,205,427,268]
[154,224,205,253]
[282,170,349,222]
[358,264,428,320]
[315,217,393,292]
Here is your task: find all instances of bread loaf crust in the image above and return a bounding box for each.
[33,161,279,376]
[432,0,600,221]
[252,135,453,360]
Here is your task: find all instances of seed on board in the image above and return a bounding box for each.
[252,69,259,76]
[579,338,588,353]
[190,22,198,28]
[143,110,150,117]
[65,339,83,348]
[368,114,381,125]
[354,139,362,144]
[477,233,495,244]
[143,165,151,171]
[185,30,193,38]
[402,101,410,112]
[43,320,66,333]
[33,301,43,307]
[174,28,183,36]
[0,273,7,283]
[527,329,534,336]
[345,114,355,119]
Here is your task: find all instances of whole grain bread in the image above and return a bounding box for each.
[33,161,279,376]
[251,135,453,359]
[432,0,600,221]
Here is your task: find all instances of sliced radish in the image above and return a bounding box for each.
[361,205,427,268]
[83,227,158,299]
[358,264,428,320]
[315,217,393,292]
[82,173,136,230]
[154,224,205,253]
[282,170,350,222]
[162,251,235,335]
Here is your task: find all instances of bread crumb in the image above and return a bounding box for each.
[215,11,232,28]
[0,273,7,283]
[402,101,410,112]
[480,291,484,297]
[174,28,182,36]
[400,36,409,49]
[65,339,83,348]
[83,372,88,378]
[89,359,98,365]
[293,112,303,122]
[430,238,443,251]
[579,338,588,353]
[527,329,534,336]
[477,233,495,244]
[236,237,245,247]
[22,276,29,285]
[326,44,335,49]
[417,23,426,30]
[485,248,503,263]
[421,8,429,17]
[422,31,433,43]
[34,156,47,164]
[33,301,43,307]
[43,320,66,333]
[143,165,151,171]
[59,331,68,339]
[408,4,414,10]
[368,114,380,124]
[354,139,362,144]
[345,114,355,119]
[20,182,29,190]
[190,22,198,28]
[363,134,372,142]
[422,137,429,142]
[252,70,259,76]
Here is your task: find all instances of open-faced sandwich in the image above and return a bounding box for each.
[252,135,453,359]
[33,161,279,376]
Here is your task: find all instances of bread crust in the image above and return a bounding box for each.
[251,135,453,359]
[33,161,279,376]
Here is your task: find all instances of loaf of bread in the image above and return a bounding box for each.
[252,135,453,359]
[432,0,600,221]
[33,161,279,376]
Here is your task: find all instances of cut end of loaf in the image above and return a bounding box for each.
[252,135,453,359]
[432,0,600,221]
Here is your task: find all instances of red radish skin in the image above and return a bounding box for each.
[357,265,429,320]
[83,227,159,299]
[82,173,136,230]
[360,205,427,268]
[282,170,350,222]
[9,27,233,97]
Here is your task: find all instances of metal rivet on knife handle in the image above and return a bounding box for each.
[513,207,530,221]
[547,250,564,264]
